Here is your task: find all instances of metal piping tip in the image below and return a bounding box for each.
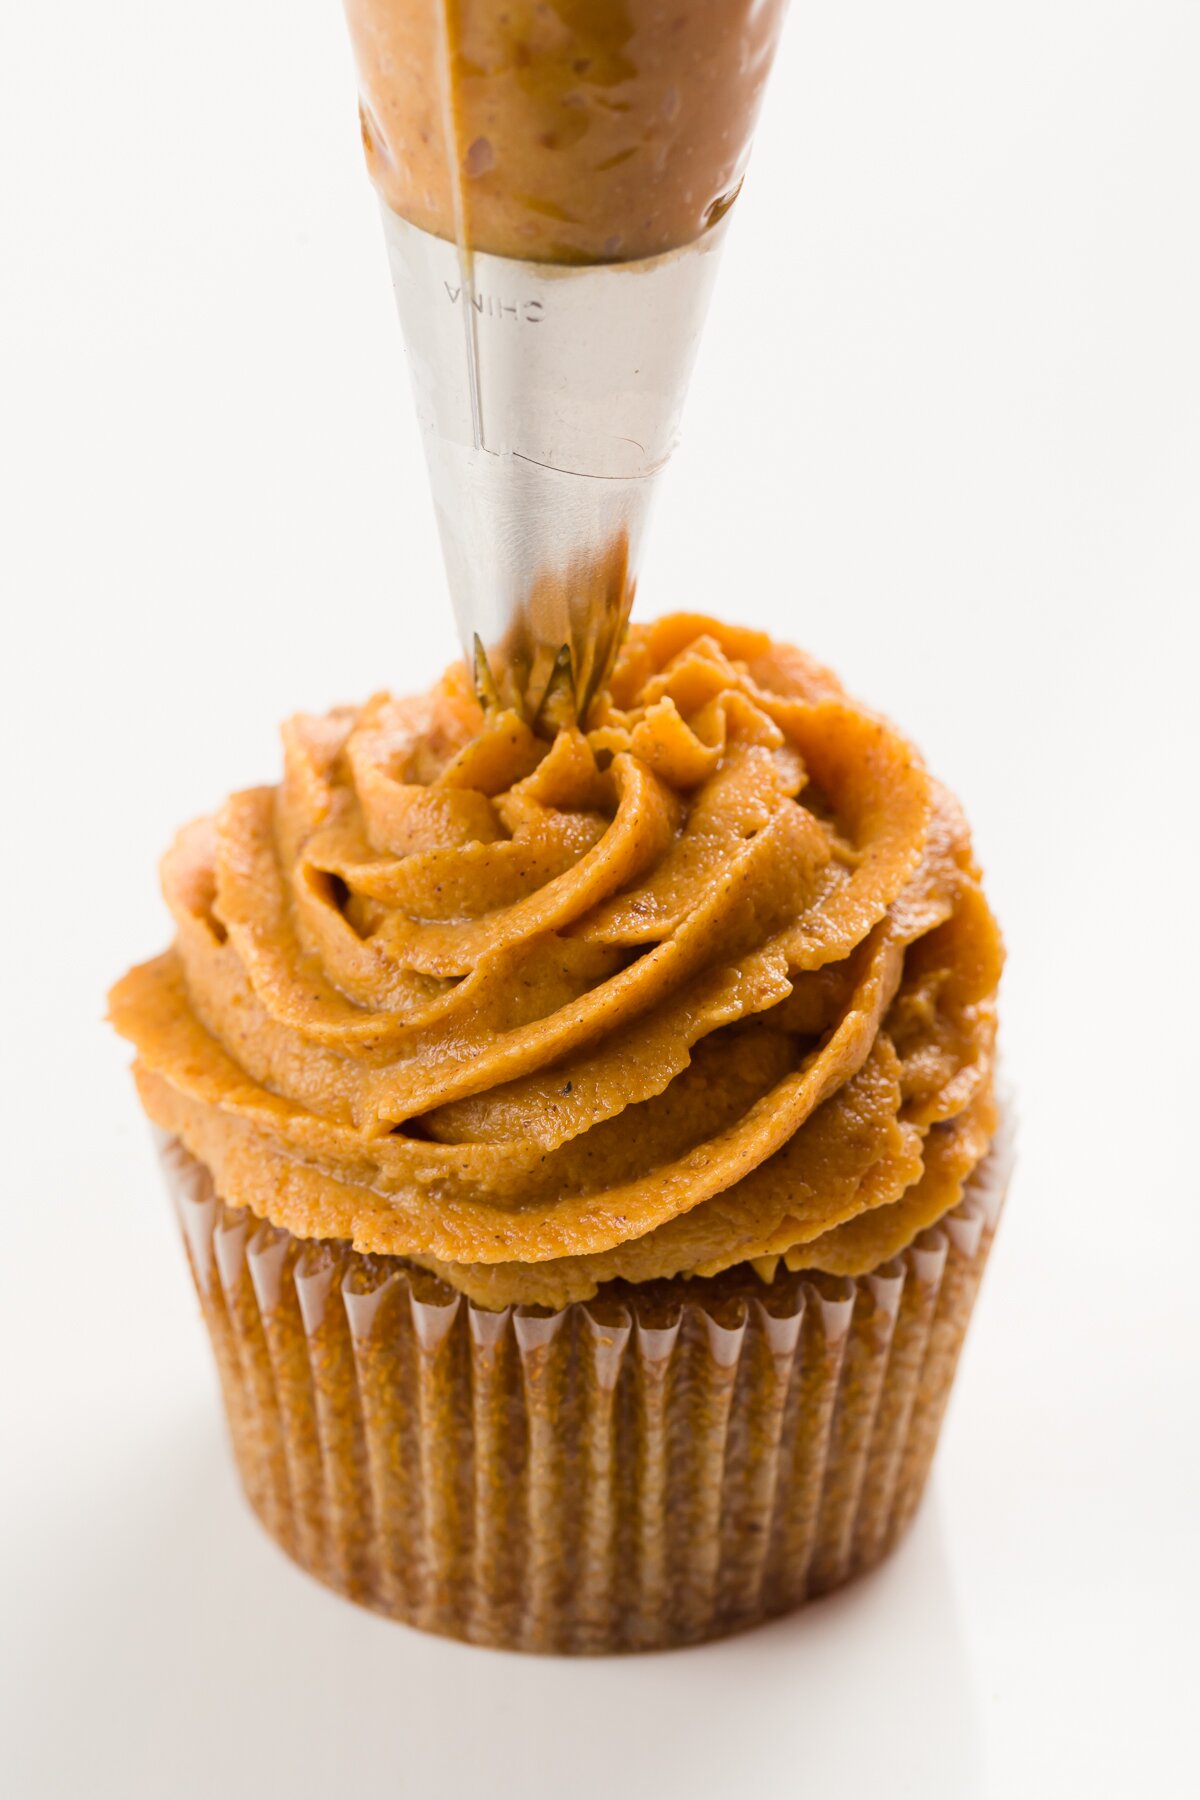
[379,207,732,726]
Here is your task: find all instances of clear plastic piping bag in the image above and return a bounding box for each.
[340,0,791,721]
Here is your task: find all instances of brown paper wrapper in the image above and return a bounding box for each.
[160,1125,1010,1653]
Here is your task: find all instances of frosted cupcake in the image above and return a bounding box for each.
[110,614,1006,1652]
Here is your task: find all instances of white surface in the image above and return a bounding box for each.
[2,3,1198,1797]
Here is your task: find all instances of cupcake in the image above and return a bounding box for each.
[109,614,1007,1652]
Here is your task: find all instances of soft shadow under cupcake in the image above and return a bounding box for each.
[9,1403,984,1800]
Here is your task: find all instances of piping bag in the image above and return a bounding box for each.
[342,0,790,725]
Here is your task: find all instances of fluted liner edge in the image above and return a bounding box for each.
[162,1128,1010,1653]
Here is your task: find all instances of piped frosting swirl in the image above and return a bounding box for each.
[111,615,1001,1307]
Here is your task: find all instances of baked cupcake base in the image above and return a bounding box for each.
[160,1129,1010,1654]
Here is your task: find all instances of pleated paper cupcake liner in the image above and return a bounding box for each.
[159,1123,1011,1654]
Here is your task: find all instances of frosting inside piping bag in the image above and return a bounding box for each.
[345,0,791,264]
[110,616,1002,1308]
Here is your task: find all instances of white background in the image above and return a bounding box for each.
[3,2,1198,1796]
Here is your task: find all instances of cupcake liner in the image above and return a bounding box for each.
[160,1122,1011,1653]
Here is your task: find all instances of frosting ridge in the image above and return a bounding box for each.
[111,615,1001,1307]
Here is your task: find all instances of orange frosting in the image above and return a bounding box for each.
[110,616,1002,1308]
[344,0,790,263]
